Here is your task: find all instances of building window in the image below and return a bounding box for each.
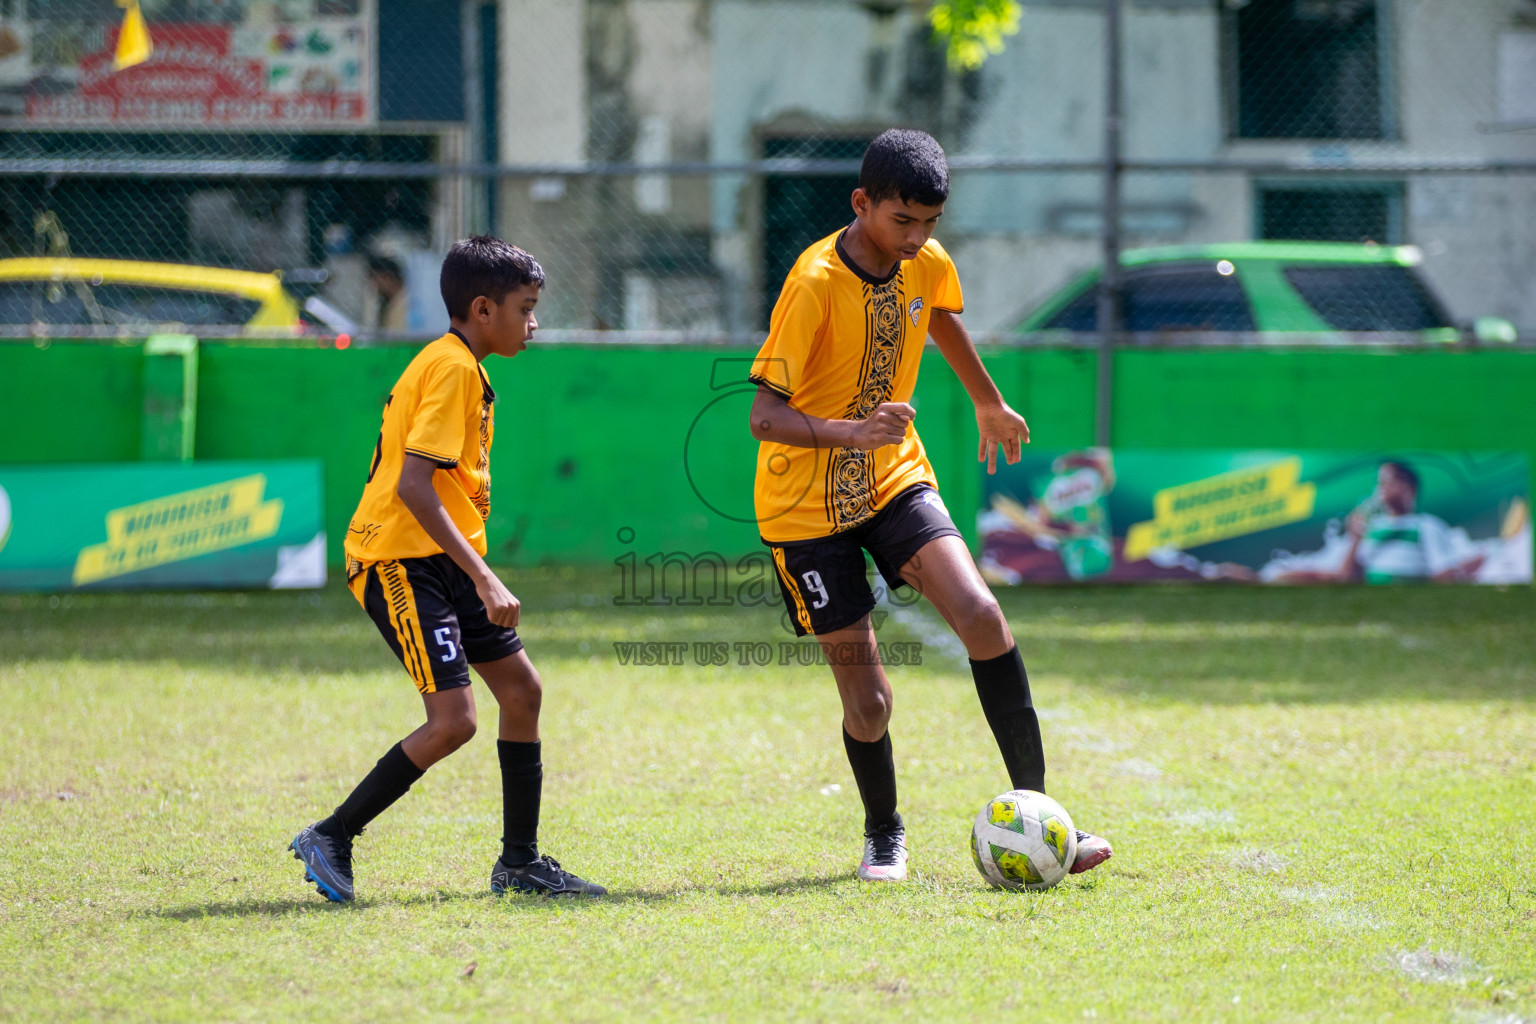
[1231,0,1393,140]
[1257,182,1404,244]
[761,136,868,327]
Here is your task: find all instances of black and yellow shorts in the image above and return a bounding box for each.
[766,483,963,637]
[348,553,524,693]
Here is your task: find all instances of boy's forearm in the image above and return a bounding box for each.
[398,475,496,583]
[752,396,859,449]
[766,411,859,449]
[929,310,1003,409]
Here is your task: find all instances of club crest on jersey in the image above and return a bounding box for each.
[908,297,923,328]
[916,489,950,517]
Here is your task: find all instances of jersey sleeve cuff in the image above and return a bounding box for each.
[932,305,963,314]
[749,373,794,399]
[404,447,459,469]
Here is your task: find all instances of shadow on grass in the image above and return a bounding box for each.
[0,578,772,677]
[152,871,853,921]
[4,574,1533,703]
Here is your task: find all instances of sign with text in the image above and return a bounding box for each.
[4,4,370,128]
[979,450,1531,586]
[0,461,325,591]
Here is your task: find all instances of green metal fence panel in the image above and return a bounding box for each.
[0,343,144,463]
[193,343,417,566]
[486,347,764,568]
[1113,350,1536,455]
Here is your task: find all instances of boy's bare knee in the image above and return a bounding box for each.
[435,711,477,750]
[520,670,544,708]
[952,589,1010,647]
[845,689,892,738]
[493,664,543,713]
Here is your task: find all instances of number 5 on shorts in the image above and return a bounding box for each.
[433,626,458,662]
[801,570,829,610]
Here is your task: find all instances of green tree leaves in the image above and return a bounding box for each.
[927,0,1023,70]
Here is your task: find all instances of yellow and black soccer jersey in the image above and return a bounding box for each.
[750,229,964,542]
[344,330,495,572]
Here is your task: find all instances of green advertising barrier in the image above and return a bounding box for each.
[2,340,1535,569]
[979,449,1532,585]
[0,460,325,591]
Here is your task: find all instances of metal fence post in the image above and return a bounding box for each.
[1095,0,1124,449]
[462,0,488,236]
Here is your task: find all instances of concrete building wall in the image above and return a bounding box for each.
[616,1,717,330]
[944,3,1235,330]
[1395,0,1536,326]
[705,0,1536,332]
[1214,0,1536,327]
[496,0,717,329]
[709,1,1240,331]
[490,0,1536,334]
[497,0,592,326]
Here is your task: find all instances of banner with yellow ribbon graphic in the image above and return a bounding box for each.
[1123,459,1316,562]
[978,449,1530,586]
[73,475,283,585]
[0,461,324,591]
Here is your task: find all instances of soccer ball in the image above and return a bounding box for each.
[970,789,1076,891]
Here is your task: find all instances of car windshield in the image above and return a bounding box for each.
[0,281,261,328]
[1043,263,1256,332]
[1283,264,1451,331]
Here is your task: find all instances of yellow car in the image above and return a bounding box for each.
[0,258,312,334]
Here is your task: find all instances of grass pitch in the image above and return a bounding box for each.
[2,574,1533,1022]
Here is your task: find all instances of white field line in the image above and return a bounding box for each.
[875,590,971,667]
[1111,758,1163,779]
[1390,950,1481,985]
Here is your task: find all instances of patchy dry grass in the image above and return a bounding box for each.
[1,575,1533,1021]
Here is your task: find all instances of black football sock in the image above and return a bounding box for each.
[970,645,1047,793]
[842,727,901,834]
[319,741,426,840]
[497,739,542,867]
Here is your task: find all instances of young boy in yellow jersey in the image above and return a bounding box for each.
[289,236,604,900]
[749,129,1111,881]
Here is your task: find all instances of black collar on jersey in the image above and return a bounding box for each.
[447,327,497,403]
[835,227,901,288]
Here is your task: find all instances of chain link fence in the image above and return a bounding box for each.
[0,0,1533,341]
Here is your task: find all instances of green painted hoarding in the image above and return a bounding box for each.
[0,460,325,591]
[1,340,1533,576]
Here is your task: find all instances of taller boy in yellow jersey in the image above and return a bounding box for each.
[749,130,1111,881]
[290,237,604,901]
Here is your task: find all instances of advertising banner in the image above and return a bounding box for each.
[0,460,325,591]
[1,3,370,127]
[979,450,1531,586]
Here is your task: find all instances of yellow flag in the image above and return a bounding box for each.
[113,0,152,71]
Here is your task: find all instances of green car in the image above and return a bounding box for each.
[1015,241,1517,343]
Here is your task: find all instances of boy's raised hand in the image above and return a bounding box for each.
[851,402,915,450]
[976,402,1030,474]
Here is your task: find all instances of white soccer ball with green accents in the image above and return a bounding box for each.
[970,789,1076,891]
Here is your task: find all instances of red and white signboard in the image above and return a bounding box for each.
[19,18,371,127]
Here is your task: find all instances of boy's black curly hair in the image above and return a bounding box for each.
[859,128,950,207]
